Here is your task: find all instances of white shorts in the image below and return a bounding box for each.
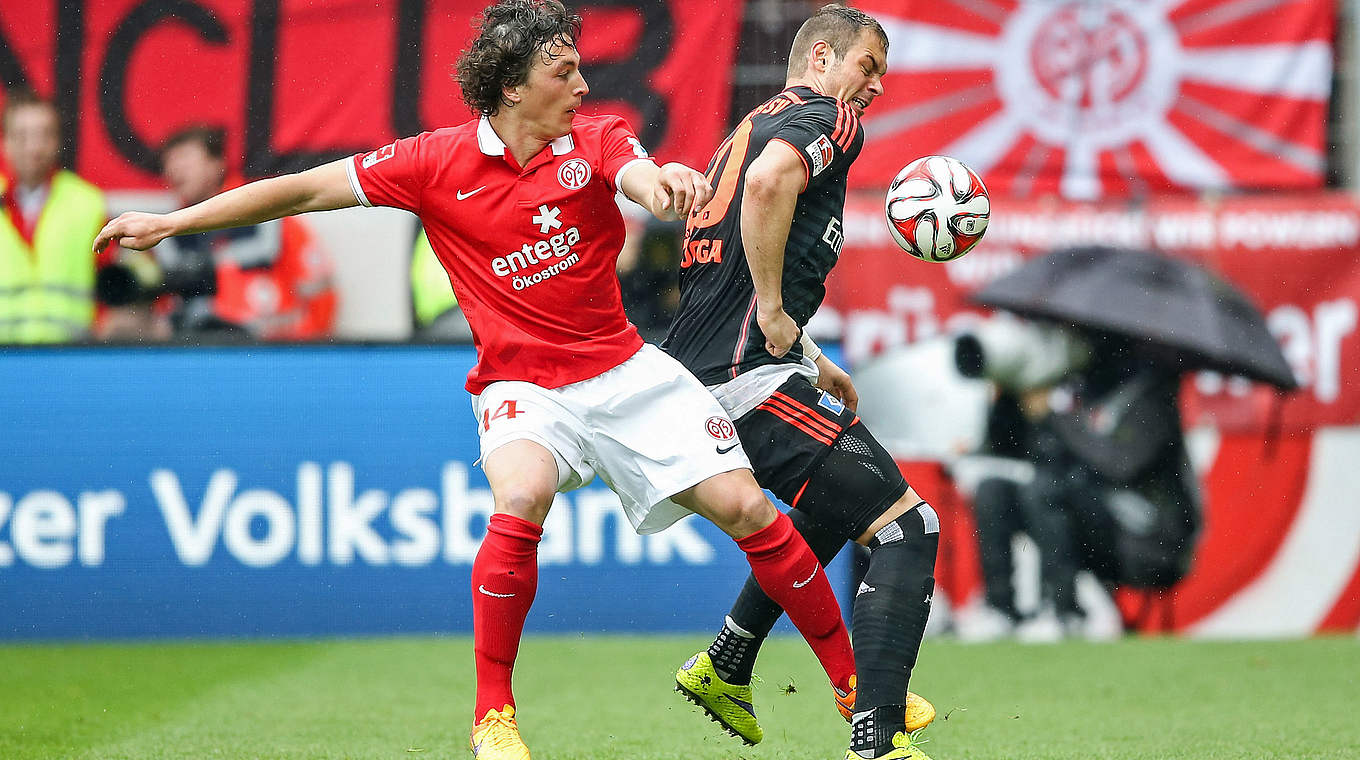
[472,343,753,534]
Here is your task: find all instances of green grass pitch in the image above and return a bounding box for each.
[1,635,1355,759]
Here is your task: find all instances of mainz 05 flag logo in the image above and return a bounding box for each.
[855,0,1334,198]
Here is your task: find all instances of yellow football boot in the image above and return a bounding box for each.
[469,705,530,760]
[674,651,763,745]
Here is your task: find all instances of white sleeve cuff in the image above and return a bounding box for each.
[613,158,656,193]
[346,157,372,207]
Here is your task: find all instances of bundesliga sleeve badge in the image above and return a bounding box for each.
[362,142,396,169]
[806,135,834,177]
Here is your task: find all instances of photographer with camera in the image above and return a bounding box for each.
[955,318,1091,639]
[1042,333,1200,592]
[956,318,1199,640]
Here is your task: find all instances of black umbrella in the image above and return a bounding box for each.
[972,246,1298,390]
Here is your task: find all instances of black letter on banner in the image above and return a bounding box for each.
[0,0,84,168]
[579,0,671,149]
[100,0,229,174]
[55,0,84,168]
[245,0,366,176]
[392,0,426,137]
[0,15,34,93]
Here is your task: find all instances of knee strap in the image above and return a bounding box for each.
[869,501,939,549]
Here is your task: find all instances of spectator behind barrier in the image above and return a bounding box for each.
[103,126,338,340]
[411,226,472,341]
[0,89,106,343]
[163,126,337,339]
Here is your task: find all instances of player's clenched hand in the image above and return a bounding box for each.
[653,162,713,221]
[757,307,799,358]
[813,354,859,412]
[94,212,173,252]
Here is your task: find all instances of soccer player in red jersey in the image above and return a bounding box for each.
[95,3,856,759]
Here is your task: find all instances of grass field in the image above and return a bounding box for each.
[1,635,1355,759]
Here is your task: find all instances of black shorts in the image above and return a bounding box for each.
[735,375,909,539]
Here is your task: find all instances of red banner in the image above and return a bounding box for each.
[842,192,1360,637]
[852,0,1334,199]
[826,191,1360,432]
[0,0,739,190]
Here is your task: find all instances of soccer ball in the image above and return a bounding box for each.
[885,155,989,263]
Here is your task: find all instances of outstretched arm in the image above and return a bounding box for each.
[741,141,804,358]
[95,159,359,252]
[618,161,714,222]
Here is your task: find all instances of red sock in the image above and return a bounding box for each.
[736,511,855,692]
[472,513,542,720]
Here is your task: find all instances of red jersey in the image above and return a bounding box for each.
[349,114,654,393]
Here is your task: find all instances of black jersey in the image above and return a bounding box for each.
[662,86,863,385]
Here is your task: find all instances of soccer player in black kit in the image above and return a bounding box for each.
[664,6,939,760]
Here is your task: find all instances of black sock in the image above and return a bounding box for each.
[713,509,847,684]
[852,503,940,712]
[850,704,908,757]
[706,616,758,684]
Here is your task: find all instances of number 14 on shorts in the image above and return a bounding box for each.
[482,400,523,432]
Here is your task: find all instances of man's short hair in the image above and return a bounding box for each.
[456,0,582,116]
[2,88,57,131]
[786,4,889,79]
[160,125,227,168]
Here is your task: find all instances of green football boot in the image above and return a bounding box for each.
[674,651,763,745]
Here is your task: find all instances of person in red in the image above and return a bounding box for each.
[95,2,856,758]
[157,126,336,339]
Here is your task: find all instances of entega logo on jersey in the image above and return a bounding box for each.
[491,226,583,291]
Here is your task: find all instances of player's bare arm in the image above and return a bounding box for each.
[798,332,859,410]
[815,357,859,413]
[619,160,714,222]
[741,140,804,357]
[95,159,357,252]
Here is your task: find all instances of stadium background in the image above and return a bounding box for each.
[1,0,1358,642]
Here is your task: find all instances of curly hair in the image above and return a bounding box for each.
[456,0,583,116]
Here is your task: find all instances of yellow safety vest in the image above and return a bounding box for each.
[410,228,460,327]
[0,170,105,343]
